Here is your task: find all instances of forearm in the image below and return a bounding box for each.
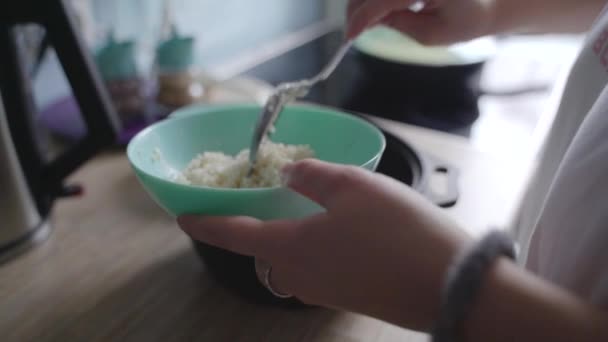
[461,258,608,341]
[490,0,606,34]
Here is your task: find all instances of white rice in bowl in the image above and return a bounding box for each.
[176,141,314,189]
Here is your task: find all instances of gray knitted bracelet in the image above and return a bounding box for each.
[431,231,517,342]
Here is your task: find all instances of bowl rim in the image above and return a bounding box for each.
[126,103,387,193]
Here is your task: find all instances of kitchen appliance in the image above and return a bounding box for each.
[0,0,118,262]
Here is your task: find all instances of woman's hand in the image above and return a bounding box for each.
[346,0,604,45]
[346,0,497,45]
[178,159,470,330]
[177,159,608,340]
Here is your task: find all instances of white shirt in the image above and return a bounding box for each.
[514,5,608,308]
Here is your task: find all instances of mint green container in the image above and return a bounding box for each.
[127,104,386,219]
[156,26,195,72]
[95,33,139,81]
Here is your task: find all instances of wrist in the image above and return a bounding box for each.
[354,235,469,332]
[463,257,608,341]
[389,235,472,331]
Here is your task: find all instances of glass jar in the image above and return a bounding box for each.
[155,27,204,110]
[95,33,146,126]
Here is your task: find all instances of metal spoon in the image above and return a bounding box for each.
[248,40,354,174]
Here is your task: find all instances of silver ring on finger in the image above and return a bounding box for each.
[264,265,293,299]
[254,259,293,299]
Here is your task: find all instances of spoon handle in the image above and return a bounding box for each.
[248,40,353,173]
[311,40,354,84]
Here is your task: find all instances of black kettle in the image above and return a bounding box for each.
[0,0,119,262]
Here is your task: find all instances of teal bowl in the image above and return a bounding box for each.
[127,104,386,220]
[127,103,385,306]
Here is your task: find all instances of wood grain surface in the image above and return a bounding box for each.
[0,119,531,342]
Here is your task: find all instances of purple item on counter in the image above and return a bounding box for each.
[38,97,87,140]
[39,96,171,146]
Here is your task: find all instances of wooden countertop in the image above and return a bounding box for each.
[0,118,533,342]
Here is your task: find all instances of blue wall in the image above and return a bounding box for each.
[91,0,323,69]
[34,0,323,108]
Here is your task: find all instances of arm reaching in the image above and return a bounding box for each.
[346,0,607,45]
[461,258,608,342]
[178,159,608,340]
[492,0,607,35]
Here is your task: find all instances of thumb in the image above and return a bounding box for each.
[282,159,368,210]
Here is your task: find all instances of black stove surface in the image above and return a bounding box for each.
[243,30,477,136]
